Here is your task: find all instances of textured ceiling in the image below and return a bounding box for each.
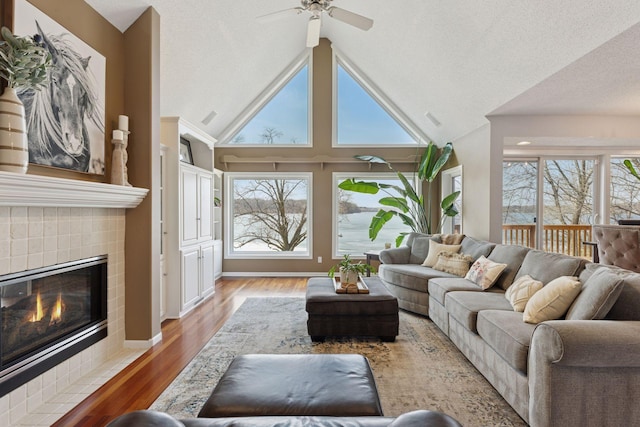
[85,0,640,144]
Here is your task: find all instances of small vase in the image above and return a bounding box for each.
[0,87,28,173]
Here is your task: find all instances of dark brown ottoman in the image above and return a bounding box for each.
[198,354,383,418]
[306,277,399,342]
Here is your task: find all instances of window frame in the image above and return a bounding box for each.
[332,171,420,259]
[224,172,313,259]
[331,47,430,148]
[217,51,313,147]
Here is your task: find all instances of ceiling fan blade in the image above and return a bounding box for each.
[327,7,373,31]
[257,7,304,23]
[306,16,321,47]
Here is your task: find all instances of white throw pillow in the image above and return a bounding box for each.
[464,256,508,290]
[523,276,582,324]
[421,241,461,267]
[505,274,544,312]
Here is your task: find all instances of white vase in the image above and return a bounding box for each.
[0,87,28,173]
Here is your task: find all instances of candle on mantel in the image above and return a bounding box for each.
[112,130,124,140]
[118,115,129,131]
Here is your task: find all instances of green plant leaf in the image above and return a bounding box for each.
[418,142,438,180]
[440,191,460,212]
[378,196,409,212]
[624,159,640,180]
[369,209,395,240]
[338,178,379,194]
[426,142,453,182]
[395,233,407,247]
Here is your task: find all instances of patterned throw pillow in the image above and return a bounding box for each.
[465,256,508,290]
[421,241,461,267]
[505,274,544,312]
[432,252,474,277]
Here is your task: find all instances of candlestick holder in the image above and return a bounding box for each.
[111,131,131,186]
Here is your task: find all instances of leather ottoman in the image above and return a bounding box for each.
[198,354,383,418]
[306,277,399,342]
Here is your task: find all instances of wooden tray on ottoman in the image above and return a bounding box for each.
[333,276,370,294]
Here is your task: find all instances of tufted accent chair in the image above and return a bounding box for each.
[592,224,640,272]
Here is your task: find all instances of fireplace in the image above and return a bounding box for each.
[0,256,108,397]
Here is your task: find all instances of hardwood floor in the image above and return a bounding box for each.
[51,277,308,427]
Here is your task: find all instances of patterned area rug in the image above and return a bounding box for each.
[150,297,526,426]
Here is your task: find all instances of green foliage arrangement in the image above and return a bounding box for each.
[624,159,640,181]
[339,141,460,246]
[0,26,51,90]
[327,254,375,279]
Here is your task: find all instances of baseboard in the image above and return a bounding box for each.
[221,272,327,277]
[124,332,163,349]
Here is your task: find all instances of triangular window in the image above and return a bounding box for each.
[226,58,310,145]
[334,54,423,146]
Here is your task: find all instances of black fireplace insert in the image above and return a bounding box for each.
[0,255,107,397]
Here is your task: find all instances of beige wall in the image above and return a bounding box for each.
[215,39,433,274]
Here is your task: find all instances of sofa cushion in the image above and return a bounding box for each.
[445,291,512,333]
[523,276,581,324]
[477,310,536,374]
[566,267,624,320]
[433,252,473,277]
[515,249,586,284]
[422,241,461,267]
[407,233,441,264]
[460,236,495,261]
[464,256,507,290]
[505,275,543,312]
[487,245,531,290]
[379,264,456,293]
[428,277,483,305]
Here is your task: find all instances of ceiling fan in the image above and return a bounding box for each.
[258,0,374,48]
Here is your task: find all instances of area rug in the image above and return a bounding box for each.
[150,297,526,426]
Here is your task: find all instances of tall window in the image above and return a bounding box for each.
[226,173,312,258]
[333,173,415,256]
[220,55,311,145]
[610,157,640,222]
[333,53,426,146]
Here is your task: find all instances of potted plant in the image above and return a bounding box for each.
[328,254,375,286]
[338,141,460,247]
[0,26,51,173]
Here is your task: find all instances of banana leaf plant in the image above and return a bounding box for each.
[339,141,460,247]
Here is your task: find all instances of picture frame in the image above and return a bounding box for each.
[12,0,106,174]
[179,137,194,165]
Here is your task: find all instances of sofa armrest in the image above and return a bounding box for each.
[379,246,411,264]
[529,320,640,427]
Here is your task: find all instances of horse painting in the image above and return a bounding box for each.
[18,21,104,174]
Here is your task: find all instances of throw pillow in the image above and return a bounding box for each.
[565,268,624,320]
[523,276,582,324]
[421,241,461,267]
[505,274,543,312]
[464,256,508,290]
[440,233,465,245]
[432,252,474,277]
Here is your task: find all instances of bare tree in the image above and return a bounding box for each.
[260,127,283,144]
[233,179,307,251]
[543,160,593,225]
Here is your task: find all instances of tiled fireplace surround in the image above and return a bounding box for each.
[0,174,149,426]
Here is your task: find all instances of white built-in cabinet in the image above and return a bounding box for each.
[161,117,223,318]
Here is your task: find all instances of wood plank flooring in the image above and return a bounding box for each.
[51,277,308,427]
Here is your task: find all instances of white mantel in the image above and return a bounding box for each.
[0,171,148,208]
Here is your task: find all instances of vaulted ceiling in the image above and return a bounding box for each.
[85,0,640,144]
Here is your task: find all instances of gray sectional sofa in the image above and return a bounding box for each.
[378,232,640,427]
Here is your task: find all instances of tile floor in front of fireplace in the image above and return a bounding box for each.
[6,348,144,426]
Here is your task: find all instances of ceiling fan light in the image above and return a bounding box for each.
[306,16,321,47]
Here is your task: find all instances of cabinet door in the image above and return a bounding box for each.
[199,173,213,240]
[181,168,199,244]
[181,247,201,310]
[213,240,222,279]
[200,244,215,297]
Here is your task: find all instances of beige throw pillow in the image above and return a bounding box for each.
[523,276,582,324]
[422,241,461,267]
[505,275,544,312]
[433,252,474,277]
[464,256,508,290]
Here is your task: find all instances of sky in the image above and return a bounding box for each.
[231,63,417,145]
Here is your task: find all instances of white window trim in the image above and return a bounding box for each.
[225,172,313,259]
[331,46,431,148]
[217,50,313,146]
[441,165,463,234]
[332,171,420,259]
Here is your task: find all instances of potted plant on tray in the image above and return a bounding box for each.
[328,254,375,286]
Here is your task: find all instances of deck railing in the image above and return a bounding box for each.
[502,224,593,259]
